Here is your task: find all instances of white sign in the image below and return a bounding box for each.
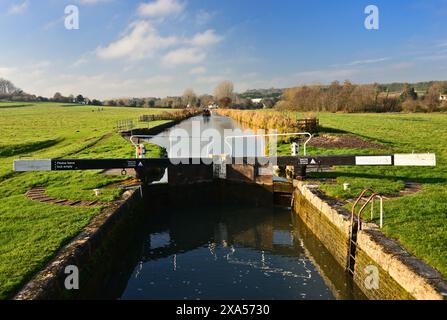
[394,154,436,166]
[355,156,392,166]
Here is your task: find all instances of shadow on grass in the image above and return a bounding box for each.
[318,126,394,147]
[318,126,351,134]
[0,104,33,109]
[0,139,64,158]
[310,171,447,184]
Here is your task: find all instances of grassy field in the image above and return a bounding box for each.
[277,112,447,278]
[1,104,446,298]
[0,102,174,299]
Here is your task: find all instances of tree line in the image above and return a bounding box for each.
[102,81,265,109]
[276,80,447,113]
[4,75,446,113]
[0,78,103,105]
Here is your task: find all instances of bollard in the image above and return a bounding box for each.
[140,144,146,159]
[291,142,299,156]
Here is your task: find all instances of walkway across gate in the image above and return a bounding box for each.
[14,153,437,179]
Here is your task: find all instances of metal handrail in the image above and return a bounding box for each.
[350,188,374,227]
[351,189,384,230]
[356,193,378,231]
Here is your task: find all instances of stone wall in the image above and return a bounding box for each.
[293,182,350,269]
[292,181,447,300]
[14,189,144,300]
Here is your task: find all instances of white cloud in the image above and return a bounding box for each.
[435,40,447,48]
[195,75,225,85]
[43,16,65,31]
[195,10,214,25]
[71,58,89,68]
[96,20,178,60]
[138,0,184,18]
[346,57,390,66]
[293,68,359,83]
[190,29,222,47]
[390,62,415,70]
[162,47,206,65]
[145,75,174,85]
[7,1,29,15]
[0,67,18,78]
[190,66,206,75]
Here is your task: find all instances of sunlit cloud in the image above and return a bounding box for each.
[138,0,184,18]
[190,29,223,47]
[162,47,207,65]
[96,20,178,60]
[7,1,29,15]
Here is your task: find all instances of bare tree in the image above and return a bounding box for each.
[198,94,213,107]
[182,89,197,107]
[214,81,234,101]
[425,85,440,112]
[0,78,19,95]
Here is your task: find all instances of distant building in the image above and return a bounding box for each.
[251,98,263,104]
[440,94,447,102]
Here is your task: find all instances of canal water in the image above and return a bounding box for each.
[122,207,334,300]
[148,113,266,158]
[115,114,365,300]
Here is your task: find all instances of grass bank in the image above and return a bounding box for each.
[0,102,175,299]
[222,109,447,278]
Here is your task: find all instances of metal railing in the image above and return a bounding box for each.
[351,188,384,230]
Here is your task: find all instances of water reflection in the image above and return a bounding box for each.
[120,206,336,300]
[148,114,266,158]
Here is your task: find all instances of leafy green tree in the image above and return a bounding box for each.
[76,94,85,104]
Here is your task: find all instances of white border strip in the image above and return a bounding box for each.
[13,160,52,172]
[394,154,436,166]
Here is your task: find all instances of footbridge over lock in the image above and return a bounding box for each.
[14,153,436,207]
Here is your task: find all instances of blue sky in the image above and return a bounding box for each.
[0,0,446,99]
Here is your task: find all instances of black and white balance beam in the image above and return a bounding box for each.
[13,154,436,172]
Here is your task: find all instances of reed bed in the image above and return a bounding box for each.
[215,109,318,133]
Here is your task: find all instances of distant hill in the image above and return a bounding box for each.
[380,81,446,93]
[239,88,284,99]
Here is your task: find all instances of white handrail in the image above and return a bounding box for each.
[223,132,313,156]
[370,195,384,228]
[129,135,158,147]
